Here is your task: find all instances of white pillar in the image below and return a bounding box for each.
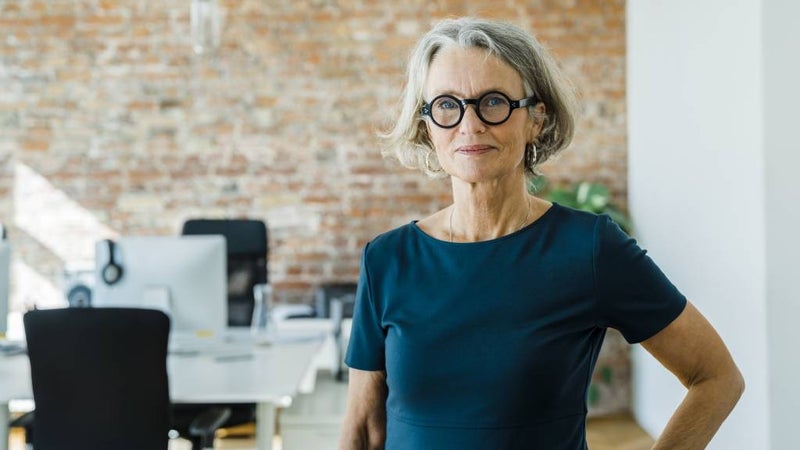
[762,0,800,447]
[625,0,800,448]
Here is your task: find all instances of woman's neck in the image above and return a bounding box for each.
[449,176,532,242]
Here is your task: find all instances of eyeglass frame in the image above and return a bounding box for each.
[420,91,539,129]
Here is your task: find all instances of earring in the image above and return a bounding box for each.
[424,150,440,173]
[526,143,538,168]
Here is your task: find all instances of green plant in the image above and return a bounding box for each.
[528,176,632,234]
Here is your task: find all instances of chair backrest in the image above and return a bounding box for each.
[24,307,171,450]
[314,282,356,319]
[181,219,268,327]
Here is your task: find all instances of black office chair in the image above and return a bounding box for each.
[314,282,356,319]
[172,218,268,437]
[182,219,268,327]
[15,308,228,450]
[24,308,172,450]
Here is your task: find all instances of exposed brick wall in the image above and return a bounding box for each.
[1,0,626,304]
[0,0,629,415]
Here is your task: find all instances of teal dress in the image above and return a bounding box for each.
[345,204,687,449]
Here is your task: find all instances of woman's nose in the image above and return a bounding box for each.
[458,105,486,134]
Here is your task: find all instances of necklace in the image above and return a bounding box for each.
[449,196,532,242]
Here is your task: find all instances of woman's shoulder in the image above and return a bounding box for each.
[361,210,449,266]
[365,221,421,255]
[548,202,605,226]
[536,202,610,245]
[412,207,449,241]
[514,199,602,233]
[370,208,447,245]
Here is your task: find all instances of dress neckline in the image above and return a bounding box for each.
[410,202,560,246]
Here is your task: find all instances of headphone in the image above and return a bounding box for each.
[101,239,124,285]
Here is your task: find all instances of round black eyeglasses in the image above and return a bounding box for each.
[421,91,538,129]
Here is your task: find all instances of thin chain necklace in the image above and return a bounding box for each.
[449,196,532,242]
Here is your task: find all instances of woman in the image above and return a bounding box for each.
[340,17,743,450]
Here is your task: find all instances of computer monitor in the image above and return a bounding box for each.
[0,241,10,335]
[92,235,227,338]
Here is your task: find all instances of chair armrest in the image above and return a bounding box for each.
[188,406,232,439]
[9,411,34,444]
[9,410,34,428]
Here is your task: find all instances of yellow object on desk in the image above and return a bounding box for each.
[195,329,216,338]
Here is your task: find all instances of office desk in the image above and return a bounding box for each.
[0,329,326,450]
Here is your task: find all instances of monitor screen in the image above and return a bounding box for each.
[0,241,9,335]
[93,235,227,337]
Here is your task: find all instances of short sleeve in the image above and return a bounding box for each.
[344,242,386,371]
[594,215,687,344]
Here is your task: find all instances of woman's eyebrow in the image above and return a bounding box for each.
[426,87,512,99]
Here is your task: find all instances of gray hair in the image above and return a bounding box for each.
[381,17,578,179]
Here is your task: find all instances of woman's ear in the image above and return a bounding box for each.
[417,114,430,140]
[418,120,433,147]
[528,102,546,142]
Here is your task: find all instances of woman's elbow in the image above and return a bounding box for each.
[714,362,745,409]
[732,366,746,401]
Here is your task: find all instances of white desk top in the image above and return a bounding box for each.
[0,352,29,403]
[169,339,322,404]
[0,323,328,405]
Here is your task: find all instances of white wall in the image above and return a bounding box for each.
[762,0,800,447]
[627,0,783,448]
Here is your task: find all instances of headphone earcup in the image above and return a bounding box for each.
[102,263,122,285]
[101,239,123,285]
[67,284,92,307]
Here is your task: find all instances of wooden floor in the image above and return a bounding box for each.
[586,414,655,450]
[9,413,654,449]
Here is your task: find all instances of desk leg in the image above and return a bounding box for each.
[0,403,9,450]
[255,402,276,450]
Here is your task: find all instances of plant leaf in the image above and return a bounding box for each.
[548,189,578,208]
[527,175,548,194]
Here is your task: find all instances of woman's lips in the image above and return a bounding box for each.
[456,145,494,155]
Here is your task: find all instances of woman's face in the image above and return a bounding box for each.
[423,46,541,185]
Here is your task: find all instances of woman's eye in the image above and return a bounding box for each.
[437,100,458,110]
[484,95,508,107]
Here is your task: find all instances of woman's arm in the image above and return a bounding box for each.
[641,301,745,449]
[339,368,388,450]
